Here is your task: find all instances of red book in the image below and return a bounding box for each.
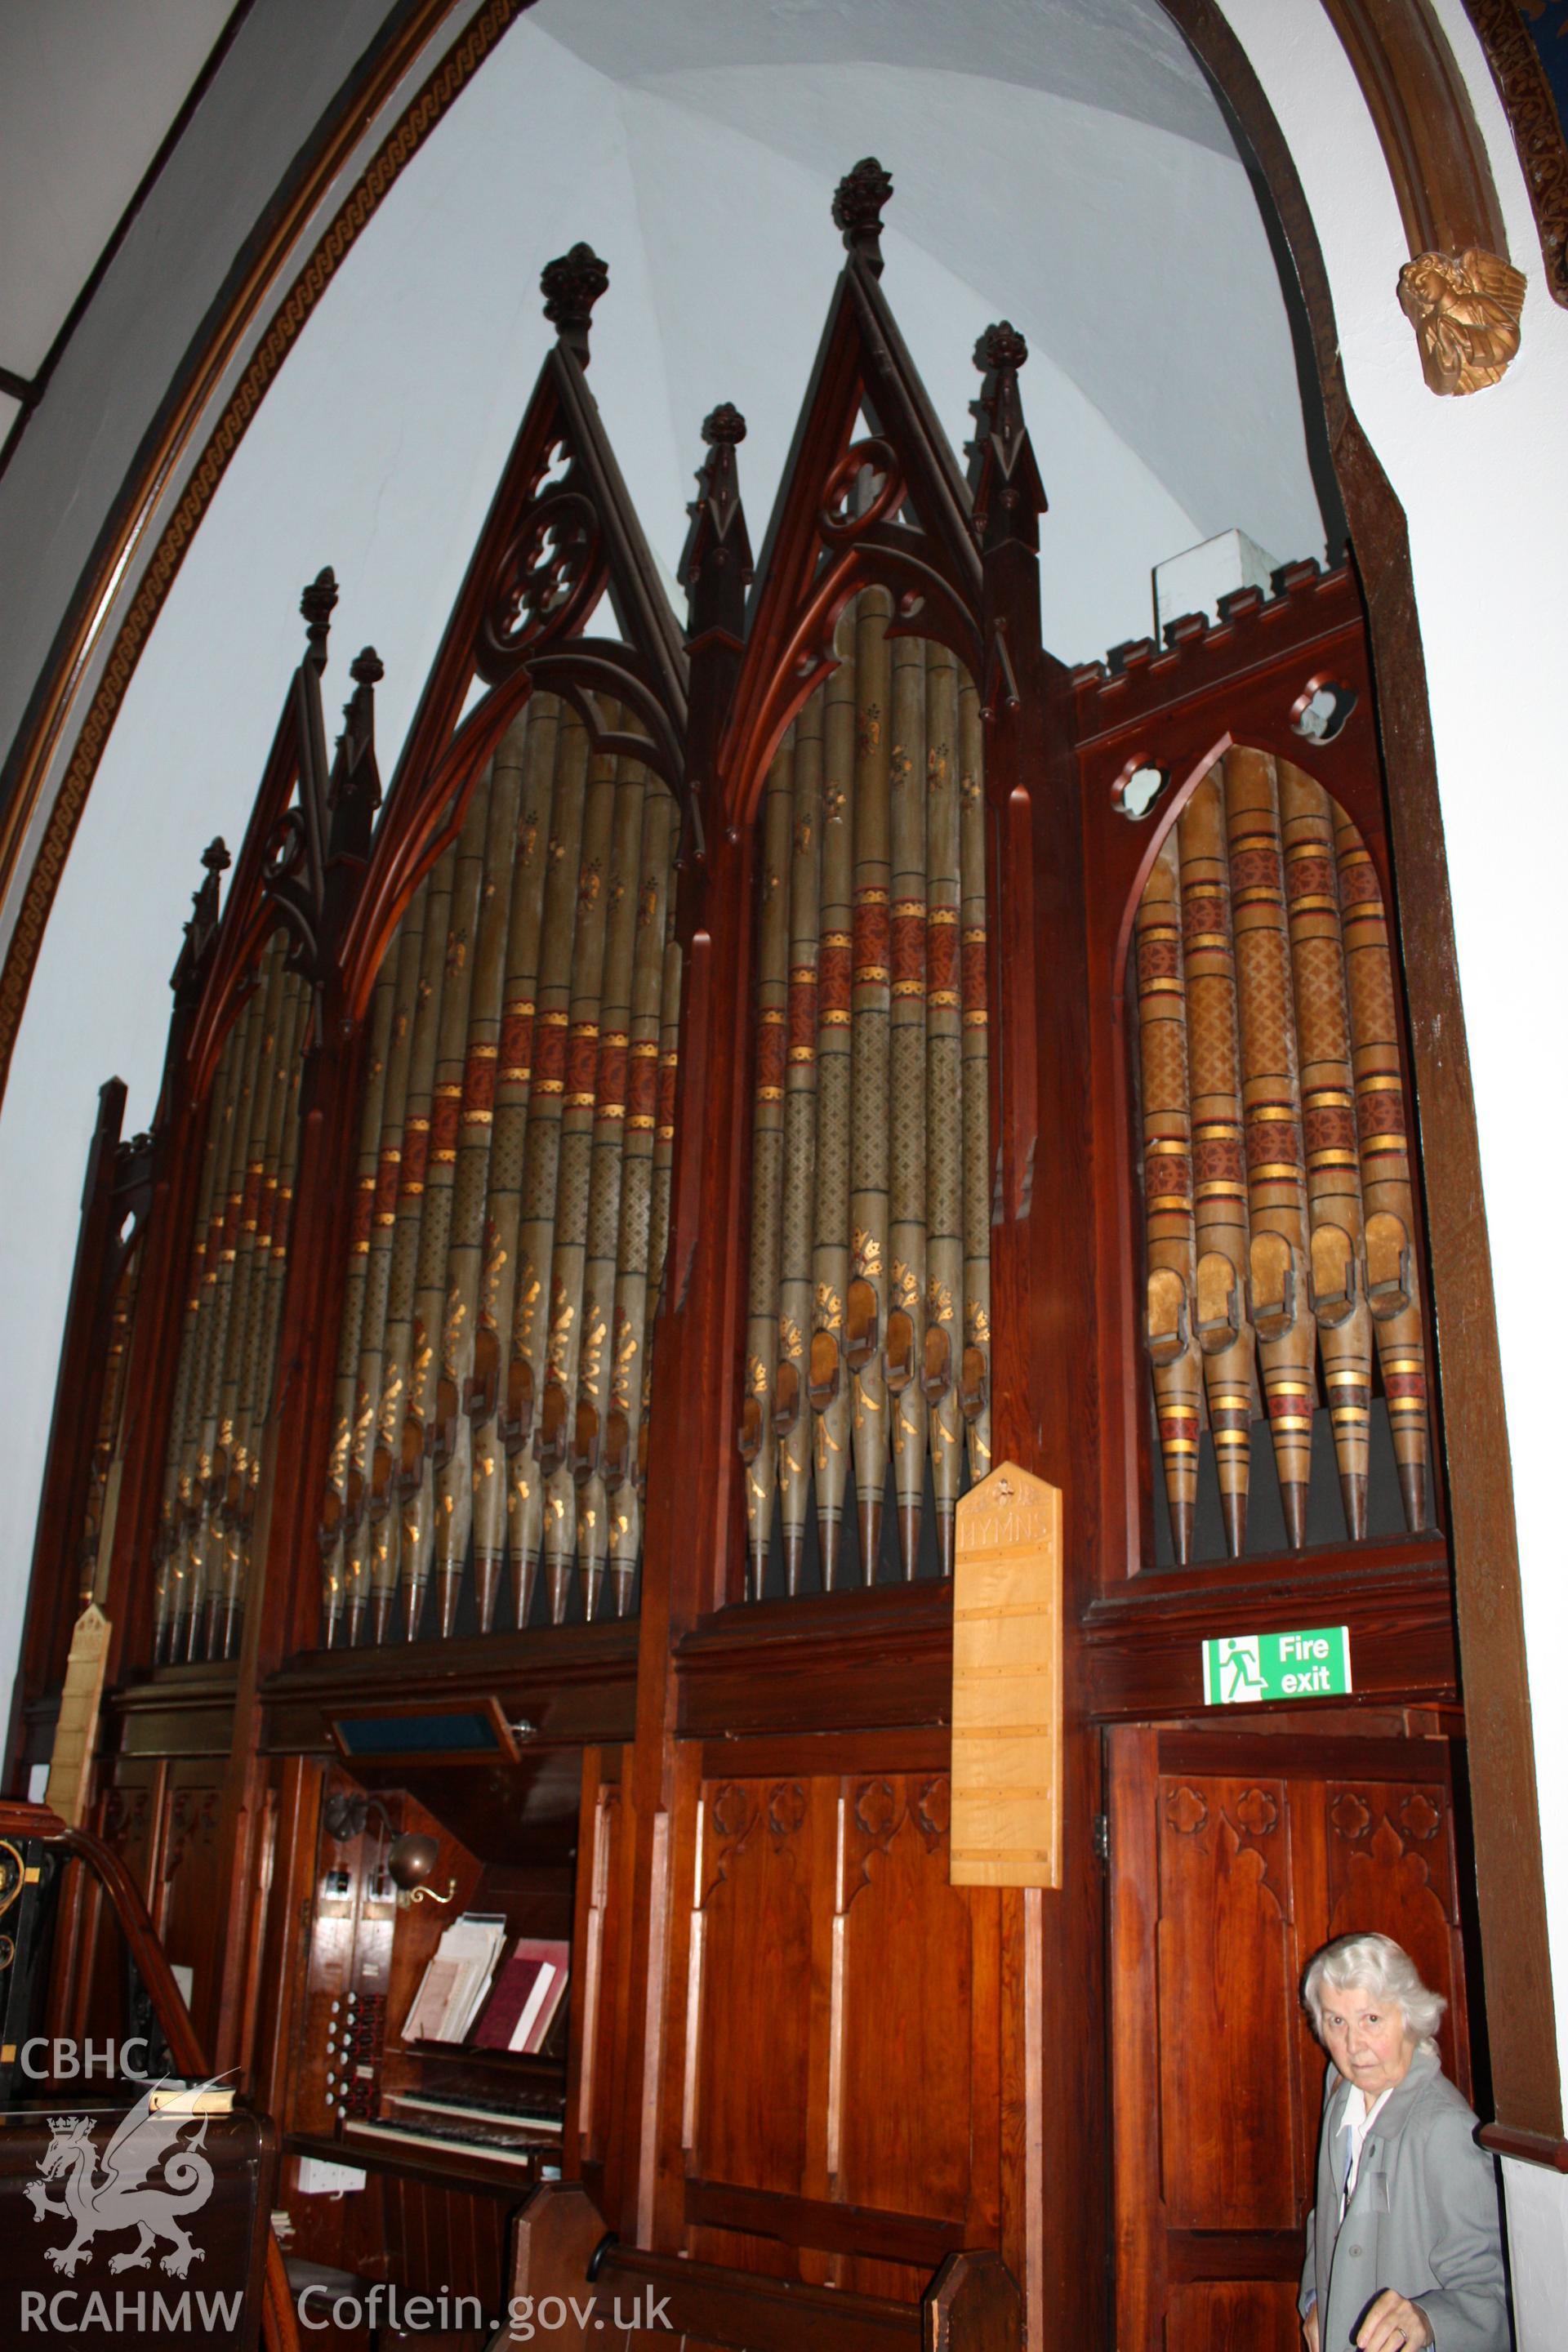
[471,1953,548,2051]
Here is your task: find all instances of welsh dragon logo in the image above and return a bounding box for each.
[24,2079,223,2277]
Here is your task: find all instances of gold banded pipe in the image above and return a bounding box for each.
[1281,760,1374,1539]
[1134,830,1203,1564]
[1225,748,1316,1548]
[741,733,795,1597]
[1334,805,1431,1530]
[887,630,929,1579]
[1176,773,1254,1555]
[431,720,527,1636]
[923,639,963,1577]
[849,589,893,1580]
[810,612,858,1587]
[776,693,823,1594]
[576,730,648,1622]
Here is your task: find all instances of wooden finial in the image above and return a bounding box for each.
[300,567,337,671]
[541,243,610,364]
[832,158,893,272]
[681,406,752,638]
[350,646,385,688]
[975,321,1028,377]
[702,403,746,448]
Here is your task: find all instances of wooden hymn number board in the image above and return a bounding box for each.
[950,1463,1063,1888]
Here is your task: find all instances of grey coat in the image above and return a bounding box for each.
[1299,2047,1508,2350]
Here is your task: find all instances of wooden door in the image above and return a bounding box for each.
[1108,1726,1469,2351]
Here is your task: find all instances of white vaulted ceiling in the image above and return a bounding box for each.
[0,0,237,443]
[0,0,1327,1670]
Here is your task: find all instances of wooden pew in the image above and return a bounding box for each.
[491,2183,1021,2351]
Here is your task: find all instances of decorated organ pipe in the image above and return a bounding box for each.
[810,638,858,1588]
[321,959,399,1646]
[1133,749,1432,1554]
[1334,801,1431,1530]
[740,737,795,1597]
[922,640,963,1577]
[400,782,490,1637]
[318,691,682,1642]
[216,953,306,1657]
[373,838,457,1637]
[430,720,527,1637]
[1134,829,1203,1562]
[849,589,894,1577]
[604,760,677,1618]
[1283,765,1376,1537]
[957,670,991,1487]
[154,933,310,1663]
[353,892,430,1643]
[887,630,929,1580]
[539,730,617,1624]
[573,719,648,1622]
[775,693,823,1594]
[473,701,559,1625]
[1176,774,1255,1554]
[739,597,991,1592]
[1227,747,1316,1548]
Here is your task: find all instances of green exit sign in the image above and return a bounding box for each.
[1201,1626,1352,1706]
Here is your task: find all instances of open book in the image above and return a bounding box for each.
[399,1913,509,2044]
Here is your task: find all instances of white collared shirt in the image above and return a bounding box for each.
[1339,2082,1392,2218]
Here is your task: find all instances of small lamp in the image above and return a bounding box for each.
[321,1793,457,1906]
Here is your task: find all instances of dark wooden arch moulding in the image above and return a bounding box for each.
[1164,0,1561,2149]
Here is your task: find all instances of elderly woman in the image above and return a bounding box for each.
[1300,1934,1508,2352]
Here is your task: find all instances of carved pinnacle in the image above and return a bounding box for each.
[300,568,338,669]
[975,321,1028,376]
[702,403,747,447]
[351,646,385,688]
[201,838,231,878]
[541,243,610,363]
[832,158,893,270]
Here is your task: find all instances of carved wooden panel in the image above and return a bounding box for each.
[1156,1776,1299,2229]
[1324,1775,1466,2087]
[836,1775,972,2225]
[154,1769,226,2047]
[683,1769,997,2298]
[689,1777,817,2199]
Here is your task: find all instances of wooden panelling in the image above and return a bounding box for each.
[679,1769,998,2302]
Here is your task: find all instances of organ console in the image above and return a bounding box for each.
[8,160,1473,2352]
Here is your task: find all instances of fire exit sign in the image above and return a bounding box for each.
[1200,1626,1352,1706]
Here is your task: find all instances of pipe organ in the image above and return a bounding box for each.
[740,594,991,1595]
[156,929,309,1663]
[15,163,1478,2352]
[319,701,680,1646]
[1134,750,1430,1564]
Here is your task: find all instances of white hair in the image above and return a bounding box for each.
[1302,1932,1446,2053]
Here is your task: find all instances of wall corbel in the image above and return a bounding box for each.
[1321,0,1526,390]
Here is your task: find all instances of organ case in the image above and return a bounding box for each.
[10,158,1475,2352]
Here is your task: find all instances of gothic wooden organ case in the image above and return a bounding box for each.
[11,165,1476,2352]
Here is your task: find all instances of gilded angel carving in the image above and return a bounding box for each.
[1396,247,1527,395]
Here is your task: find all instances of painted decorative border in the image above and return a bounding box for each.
[0,0,530,1100]
[1464,0,1568,301]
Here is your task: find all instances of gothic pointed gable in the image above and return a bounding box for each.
[720,159,990,827]
[185,570,381,1098]
[340,243,690,1018]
